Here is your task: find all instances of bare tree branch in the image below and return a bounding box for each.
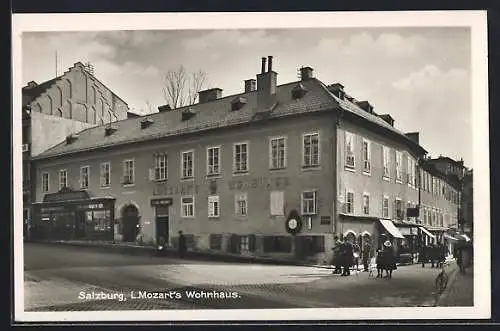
[162,66,209,109]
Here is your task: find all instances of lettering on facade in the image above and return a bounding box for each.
[150,198,173,206]
[228,176,290,191]
[76,203,105,210]
[153,183,200,196]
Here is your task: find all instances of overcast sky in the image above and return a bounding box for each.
[22,28,471,166]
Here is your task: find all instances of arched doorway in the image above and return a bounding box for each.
[343,230,357,244]
[122,204,139,242]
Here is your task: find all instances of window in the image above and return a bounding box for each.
[301,191,317,215]
[235,193,248,217]
[181,150,194,179]
[362,139,371,173]
[123,159,134,185]
[208,195,220,218]
[382,196,389,218]
[58,169,67,190]
[303,133,320,167]
[383,146,390,178]
[270,137,287,169]
[80,166,89,189]
[181,196,195,218]
[240,236,250,252]
[154,154,167,181]
[344,131,355,169]
[209,234,222,250]
[395,151,403,182]
[233,142,248,173]
[346,191,354,214]
[395,198,403,218]
[100,162,111,188]
[207,146,221,176]
[42,172,49,192]
[362,193,370,215]
[270,191,284,216]
[406,157,416,187]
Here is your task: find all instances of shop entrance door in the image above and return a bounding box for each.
[122,205,139,242]
[74,211,86,239]
[155,205,169,246]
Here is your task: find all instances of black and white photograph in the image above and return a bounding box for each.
[12,11,490,322]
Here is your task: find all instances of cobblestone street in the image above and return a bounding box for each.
[24,243,446,311]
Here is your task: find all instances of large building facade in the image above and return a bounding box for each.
[22,62,129,237]
[29,57,460,263]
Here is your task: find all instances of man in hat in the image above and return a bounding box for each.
[362,238,371,272]
[383,239,396,278]
[331,235,343,274]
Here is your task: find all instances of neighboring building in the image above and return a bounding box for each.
[426,156,465,182]
[22,62,129,238]
[29,57,459,263]
[461,169,474,236]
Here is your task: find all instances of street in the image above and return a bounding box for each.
[24,243,444,311]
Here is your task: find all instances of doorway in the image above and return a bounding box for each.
[122,204,139,242]
[155,205,169,246]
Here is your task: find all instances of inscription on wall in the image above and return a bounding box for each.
[228,176,289,191]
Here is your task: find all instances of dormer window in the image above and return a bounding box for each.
[105,124,118,136]
[231,97,248,111]
[66,134,79,144]
[140,118,154,129]
[292,83,308,99]
[181,107,196,121]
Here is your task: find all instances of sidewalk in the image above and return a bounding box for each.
[435,263,474,307]
[26,240,332,268]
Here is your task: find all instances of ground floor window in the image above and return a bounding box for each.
[263,236,292,253]
[240,236,250,252]
[210,234,222,250]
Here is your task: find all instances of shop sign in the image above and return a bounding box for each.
[41,206,66,213]
[228,176,289,191]
[75,203,105,210]
[150,198,173,206]
[43,188,90,203]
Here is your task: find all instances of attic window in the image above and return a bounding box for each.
[181,107,196,121]
[231,96,248,111]
[66,134,79,144]
[105,124,118,136]
[292,83,308,99]
[140,118,154,129]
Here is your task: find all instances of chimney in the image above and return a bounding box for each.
[244,79,256,93]
[300,67,314,80]
[257,56,278,110]
[198,88,223,103]
[327,83,345,100]
[379,114,395,127]
[261,57,267,74]
[158,105,172,112]
[405,132,420,145]
[357,101,374,113]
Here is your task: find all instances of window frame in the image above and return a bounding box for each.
[362,192,370,215]
[362,139,371,174]
[235,192,248,217]
[208,195,220,218]
[122,159,135,186]
[344,131,355,170]
[269,136,287,170]
[80,165,90,189]
[395,197,403,219]
[154,153,168,181]
[181,195,195,218]
[240,235,250,252]
[301,190,317,215]
[41,172,49,193]
[206,146,221,176]
[233,142,249,174]
[382,195,389,218]
[382,146,391,179]
[100,162,111,188]
[58,169,67,190]
[346,191,354,214]
[181,149,195,179]
[395,151,403,183]
[302,132,320,168]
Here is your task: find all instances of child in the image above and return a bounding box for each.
[376,248,384,278]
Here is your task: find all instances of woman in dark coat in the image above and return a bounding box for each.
[376,248,384,278]
[382,240,397,278]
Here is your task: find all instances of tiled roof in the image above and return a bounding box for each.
[33,78,425,160]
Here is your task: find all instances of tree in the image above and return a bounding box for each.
[162,66,209,109]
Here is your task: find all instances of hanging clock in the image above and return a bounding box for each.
[285,209,302,235]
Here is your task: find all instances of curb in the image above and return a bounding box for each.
[28,240,329,268]
[434,265,459,306]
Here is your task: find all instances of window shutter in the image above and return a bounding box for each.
[248,234,256,252]
[149,168,155,181]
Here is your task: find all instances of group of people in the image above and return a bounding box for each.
[419,243,448,268]
[331,234,398,279]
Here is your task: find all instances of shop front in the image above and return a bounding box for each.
[395,223,419,263]
[378,218,405,256]
[31,188,116,242]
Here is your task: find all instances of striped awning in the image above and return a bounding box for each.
[444,233,459,241]
[379,219,405,239]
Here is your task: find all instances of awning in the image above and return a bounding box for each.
[379,219,405,239]
[444,233,459,241]
[419,227,437,239]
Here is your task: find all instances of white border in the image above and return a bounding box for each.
[12,10,489,322]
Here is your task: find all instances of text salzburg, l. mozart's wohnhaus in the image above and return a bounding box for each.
[29,56,461,263]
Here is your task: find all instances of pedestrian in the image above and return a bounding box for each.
[438,243,447,268]
[341,240,353,276]
[331,235,343,274]
[383,240,397,279]
[362,239,371,272]
[178,230,187,259]
[376,247,384,278]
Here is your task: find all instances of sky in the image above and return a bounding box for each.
[22,28,471,166]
